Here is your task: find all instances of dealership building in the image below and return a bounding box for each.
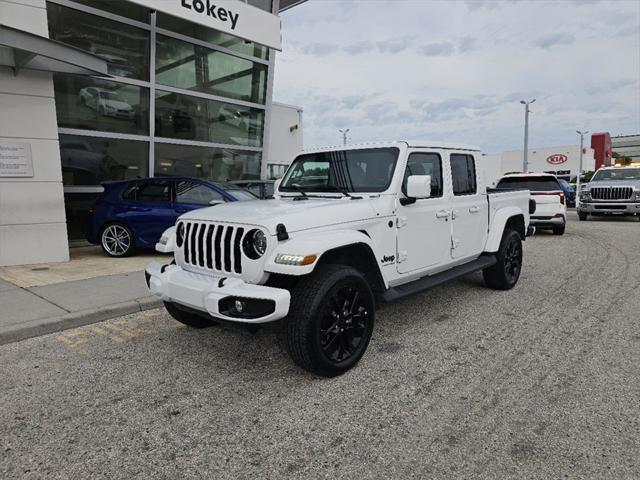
[0,0,304,266]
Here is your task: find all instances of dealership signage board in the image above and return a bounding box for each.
[0,142,33,177]
[129,0,282,50]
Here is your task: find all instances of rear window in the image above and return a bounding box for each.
[496,176,561,191]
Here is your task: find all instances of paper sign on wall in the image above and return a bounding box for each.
[0,142,33,177]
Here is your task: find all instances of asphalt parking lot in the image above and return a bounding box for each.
[1,213,639,479]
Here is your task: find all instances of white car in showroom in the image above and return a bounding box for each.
[78,87,135,120]
[496,173,566,235]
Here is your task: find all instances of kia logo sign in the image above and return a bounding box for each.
[546,154,568,165]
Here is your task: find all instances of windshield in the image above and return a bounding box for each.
[280,148,399,193]
[100,91,123,101]
[496,176,561,191]
[591,168,640,181]
[227,189,258,201]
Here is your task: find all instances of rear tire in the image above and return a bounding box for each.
[483,229,522,290]
[100,223,135,257]
[578,211,588,221]
[285,264,375,377]
[164,301,217,329]
[552,223,566,235]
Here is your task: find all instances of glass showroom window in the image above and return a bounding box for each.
[156,35,267,104]
[59,134,149,186]
[54,74,150,136]
[155,90,264,147]
[68,0,150,23]
[156,12,269,60]
[155,143,260,181]
[47,2,150,80]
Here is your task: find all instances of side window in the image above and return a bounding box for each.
[450,154,477,195]
[175,181,223,205]
[137,180,170,202]
[121,182,139,200]
[402,152,443,197]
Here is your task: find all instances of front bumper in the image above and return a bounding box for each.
[145,261,290,324]
[578,202,640,214]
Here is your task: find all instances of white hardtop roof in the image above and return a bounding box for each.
[303,140,481,153]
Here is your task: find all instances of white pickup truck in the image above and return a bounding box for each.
[145,142,533,376]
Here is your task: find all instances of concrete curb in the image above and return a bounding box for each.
[0,296,163,346]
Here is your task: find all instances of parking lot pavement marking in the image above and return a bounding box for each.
[90,326,125,343]
[55,331,90,353]
[53,312,172,353]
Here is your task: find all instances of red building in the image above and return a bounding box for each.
[591,132,612,170]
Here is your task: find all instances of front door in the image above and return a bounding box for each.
[397,152,452,274]
[126,179,174,247]
[449,153,488,260]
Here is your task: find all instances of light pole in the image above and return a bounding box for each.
[338,128,350,146]
[576,130,588,209]
[520,99,536,172]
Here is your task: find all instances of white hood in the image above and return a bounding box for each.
[179,197,383,235]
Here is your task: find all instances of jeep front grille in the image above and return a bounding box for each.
[590,186,633,200]
[182,222,244,274]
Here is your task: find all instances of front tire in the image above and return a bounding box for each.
[285,264,375,377]
[578,211,588,221]
[552,223,566,235]
[164,301,218,328]
[483,229,522,290]
[100,223,135,257]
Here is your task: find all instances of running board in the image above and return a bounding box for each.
[381,254,497,303]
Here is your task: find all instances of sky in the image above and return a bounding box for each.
[273,0,640,153]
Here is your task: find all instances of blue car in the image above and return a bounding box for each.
[87,177,257,257]
[558,179,576,208]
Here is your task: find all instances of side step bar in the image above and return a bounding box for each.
[381,254,497,303]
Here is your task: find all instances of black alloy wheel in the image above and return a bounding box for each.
[503,233,522,285]
[285,264,375,377]
[319,285,371,364]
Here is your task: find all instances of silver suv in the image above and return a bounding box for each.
[578,165,640,221]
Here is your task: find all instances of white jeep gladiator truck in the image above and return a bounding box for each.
[145,142,533,376]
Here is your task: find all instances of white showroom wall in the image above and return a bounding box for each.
[0,0,69,266]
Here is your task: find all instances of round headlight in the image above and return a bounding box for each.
[176,222,185,247]
[243,229,266,259]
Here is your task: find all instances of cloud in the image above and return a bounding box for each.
[532,32,576,49]
[343,41,375,55]
[419,41,456,56]
[301,43,340,55]
[276,0,640,152]
[377,37,414,54]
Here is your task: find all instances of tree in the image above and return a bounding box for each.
[612,151,633,166]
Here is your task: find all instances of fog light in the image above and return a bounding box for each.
[234,299,244,313]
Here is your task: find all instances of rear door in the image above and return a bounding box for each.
[396,151,452,274]
[450,153,488,260]
[125,179,174,247]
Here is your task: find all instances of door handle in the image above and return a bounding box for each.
[174,207,188,213]
[435,210,450,219]
[127,206,151,212]
[469,206,480,214]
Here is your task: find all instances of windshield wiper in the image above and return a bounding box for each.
[289,184,309,200]
[325,185,362,199]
